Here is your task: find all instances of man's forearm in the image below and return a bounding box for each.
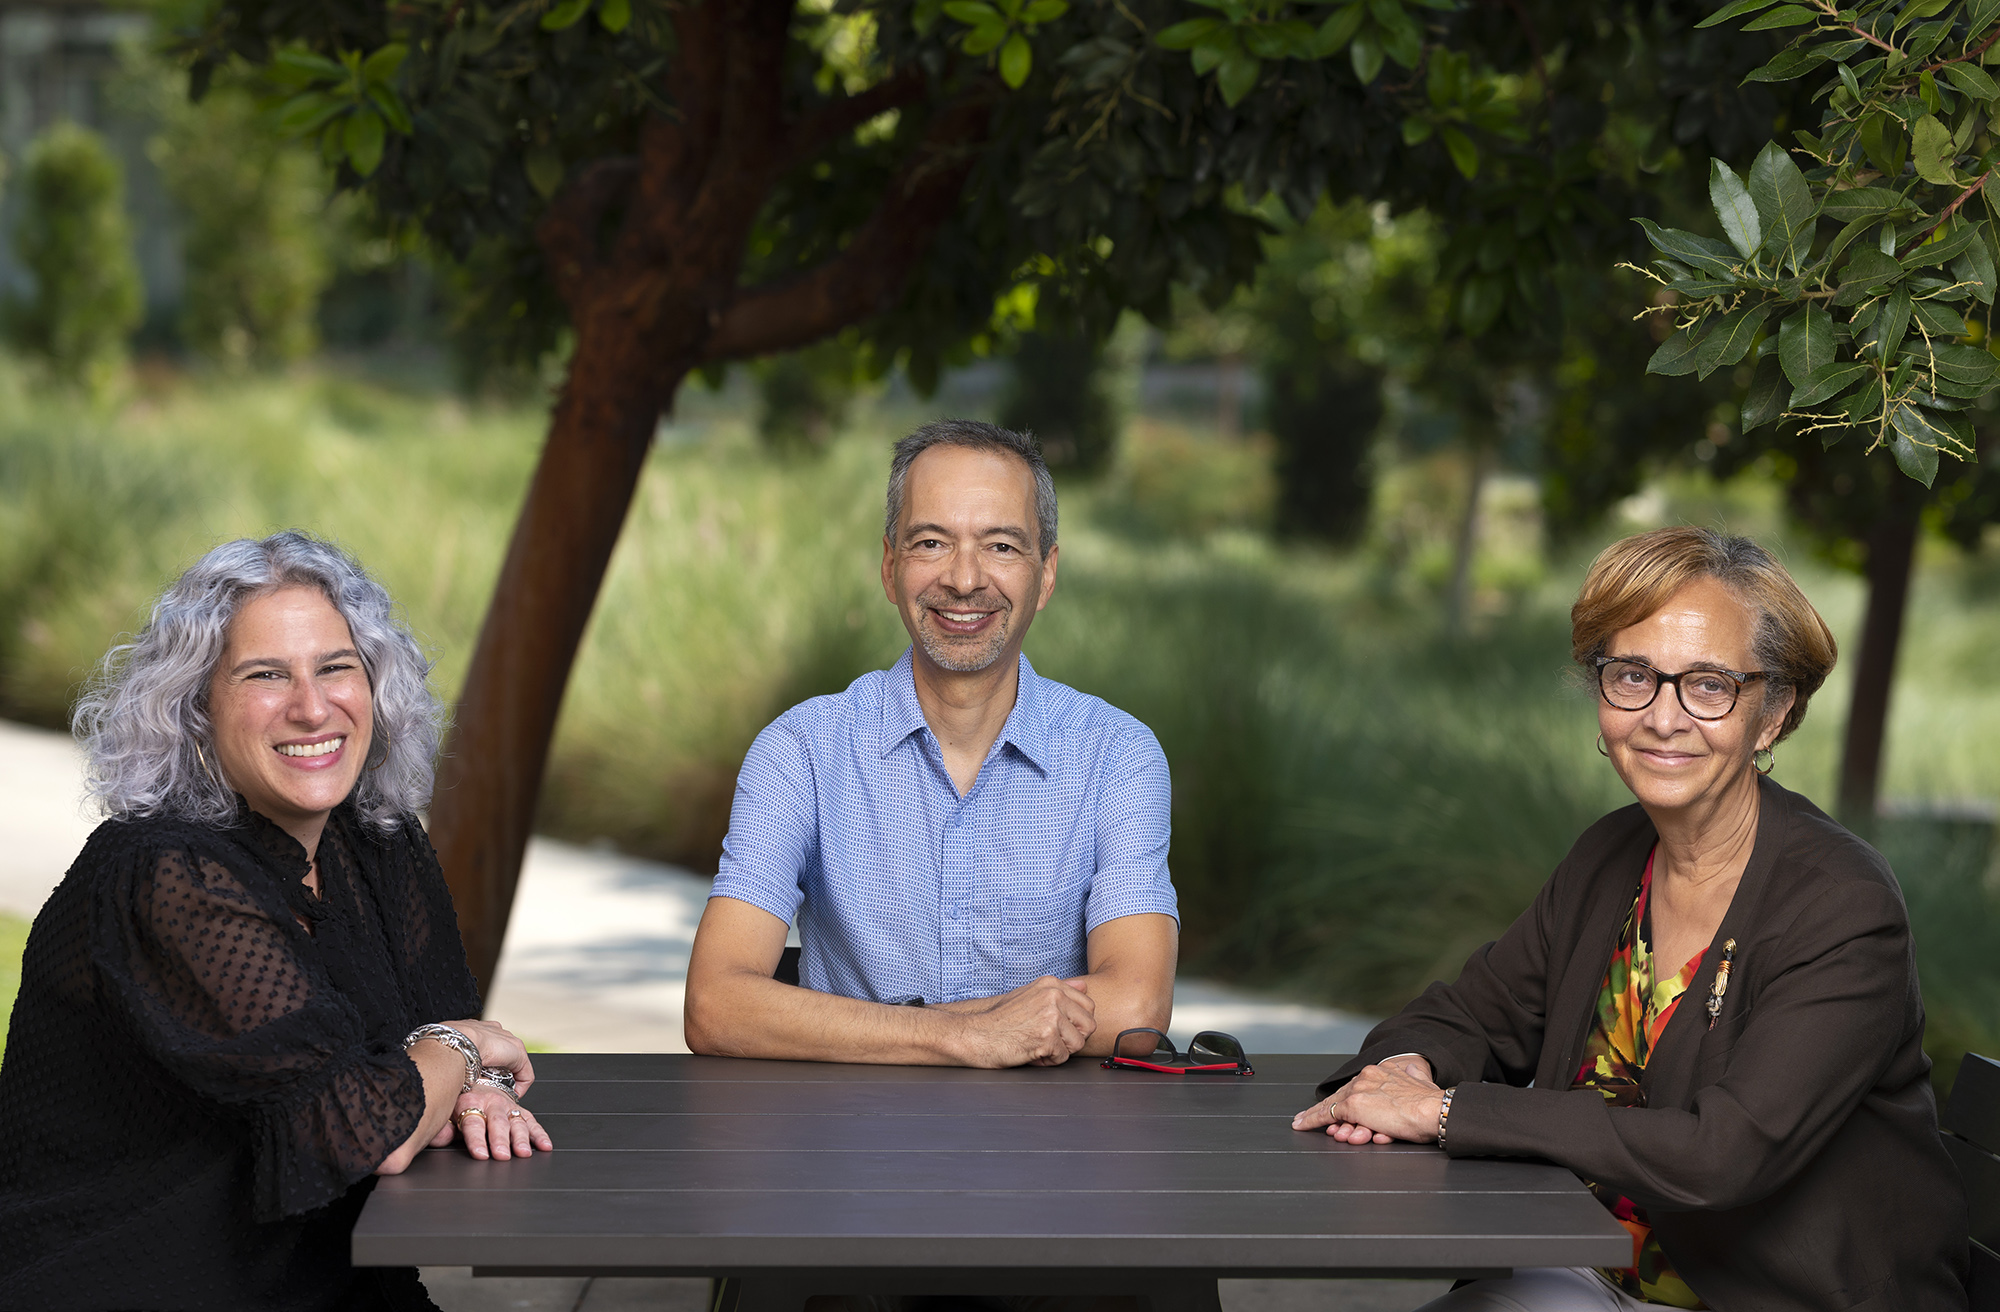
[1070,969,1171,1057]
[685,970,978,1065]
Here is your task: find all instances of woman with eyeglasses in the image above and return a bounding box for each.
[0,533,551,1311]
[1292,527,1966,1311]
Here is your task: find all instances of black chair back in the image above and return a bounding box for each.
[774,945,801,986]
[1945,1053,2000,1311]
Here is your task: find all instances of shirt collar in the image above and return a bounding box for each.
[878,649,1050,774]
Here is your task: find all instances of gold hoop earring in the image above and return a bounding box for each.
[1754,746,1776,776]
[1595,733,1610,758]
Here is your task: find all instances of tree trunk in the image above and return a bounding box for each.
[428,324,684,998]
[1837,502,1921,827]
[1445,443,1491,637]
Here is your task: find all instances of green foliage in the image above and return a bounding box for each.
[1,125,142,389]
[997,329,1120,472]
[264,42,413,178]
[146,78,338,366]
[753,340,866,454]
[1638,1,2000,485]
[940,0,1070,88]
[0,912,27,1062]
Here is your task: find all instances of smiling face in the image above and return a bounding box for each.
[881,444,1058,676]
[1598,576,1794,817]
[207,586,373,852]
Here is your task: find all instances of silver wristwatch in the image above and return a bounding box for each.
[402,1023,481,1092]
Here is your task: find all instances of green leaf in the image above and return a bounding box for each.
[1911,298,1967,340]
[1913,114,1958,185]
[1376,1,1423,67]
[1022,0,1067,21]
[1439,125,1479,179]
[1216,46,1260,103]
[1873,286,1914,359]
[1842,245,1905,293]
[599,0,632,30]
[1889,403,1944,485]
[1156,18,1225,48]
[999,31,1033,87]
[1695,0,1780,26]
[1634,218,1741,277]
[1749,141,1815,271]
[1402,117,1434,145]
[525,143,564,198]
[1908,221,1983,267]
[1789,360,1874,407]
[1942,61,2000,100]
[1458,273,1507,336]
[1311,3,1367,56]
[360,43,408,84]
[274,47,346,83]
[541,0,593,31]
[343,106,386,176]
[1744,45,1829,82]
[1859,112,1908,180]
[366,85,414,136]
[1741,3,1820,28]
[1695,304,1773,378]
[1778,304,1835,386]
[1929,342,2000,385]
[1818,186,1916,223]
[1350,29,1384,83]
[962,22,1009,55]
[1647,323,1709,376]
[1742,352,1790,430]
[943,1,1001,23]
[1243,20,1316,59]
[1951,233,1996,305]
[1709,159,1763,259]
[276,91,347,138]
[1189,33,1234,74]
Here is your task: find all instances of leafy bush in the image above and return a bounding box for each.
[2,124,142,388]
[999,330,1119,473]
[149,84,335,366]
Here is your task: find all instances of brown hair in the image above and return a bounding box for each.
[1571,527,1837,743]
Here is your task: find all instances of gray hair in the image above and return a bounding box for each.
[71,532,443,832]
[885,419,1058,559]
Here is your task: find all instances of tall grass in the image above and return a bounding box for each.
[1,363,1997,1088]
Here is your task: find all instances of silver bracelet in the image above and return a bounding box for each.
[1437,1086,1457,1150]
[476,1065,517,1094]
[403,1024,480,1092]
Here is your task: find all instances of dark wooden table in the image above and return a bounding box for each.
[353,1053,1629,1310]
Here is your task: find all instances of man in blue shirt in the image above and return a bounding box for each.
[684,419,1178,1067]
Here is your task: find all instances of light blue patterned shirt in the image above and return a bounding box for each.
[710,649,1178,1004]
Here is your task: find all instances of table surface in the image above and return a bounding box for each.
[353,1052,1630,1280]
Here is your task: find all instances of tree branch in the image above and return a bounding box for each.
[1900,166,1994,256]
[697,92,995,362]
[789,67,930,169]
[537,156,641,307]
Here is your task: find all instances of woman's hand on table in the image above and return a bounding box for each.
[436,1084,554,1161]
[447,1018,536,1094]
[1292,1055,1442,1144]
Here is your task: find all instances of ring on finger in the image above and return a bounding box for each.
[459,1107,486,1121]
[507,1109,524,1119]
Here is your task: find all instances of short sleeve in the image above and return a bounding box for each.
[1084,728,1179,931]
[93,841,425,1222]
[711,721,820,927]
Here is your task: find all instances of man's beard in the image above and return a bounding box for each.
[913,589,1013,673]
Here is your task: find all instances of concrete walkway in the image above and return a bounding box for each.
[1,720,1443,1311]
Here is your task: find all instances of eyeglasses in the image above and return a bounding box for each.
[1101,1028,1254,1076]
[1594,656,1767,721]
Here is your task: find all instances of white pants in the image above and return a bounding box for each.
[1412,1268,1659,1311]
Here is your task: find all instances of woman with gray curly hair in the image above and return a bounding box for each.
[0,532,550,1312]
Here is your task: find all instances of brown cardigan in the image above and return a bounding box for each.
[1319,777,1968,1311]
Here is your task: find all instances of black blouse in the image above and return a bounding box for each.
[0,800,481,1312]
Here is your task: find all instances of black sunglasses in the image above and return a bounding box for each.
[1101,1028,1254,1076]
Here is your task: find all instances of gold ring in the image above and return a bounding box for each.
[507,1109,524,1119]
[459,1107,486,1120]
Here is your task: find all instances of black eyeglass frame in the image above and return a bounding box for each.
[1100,1028,1254,1076]
[1592,655,1769,721]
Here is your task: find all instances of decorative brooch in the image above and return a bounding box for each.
[1706,938,1738,1030]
